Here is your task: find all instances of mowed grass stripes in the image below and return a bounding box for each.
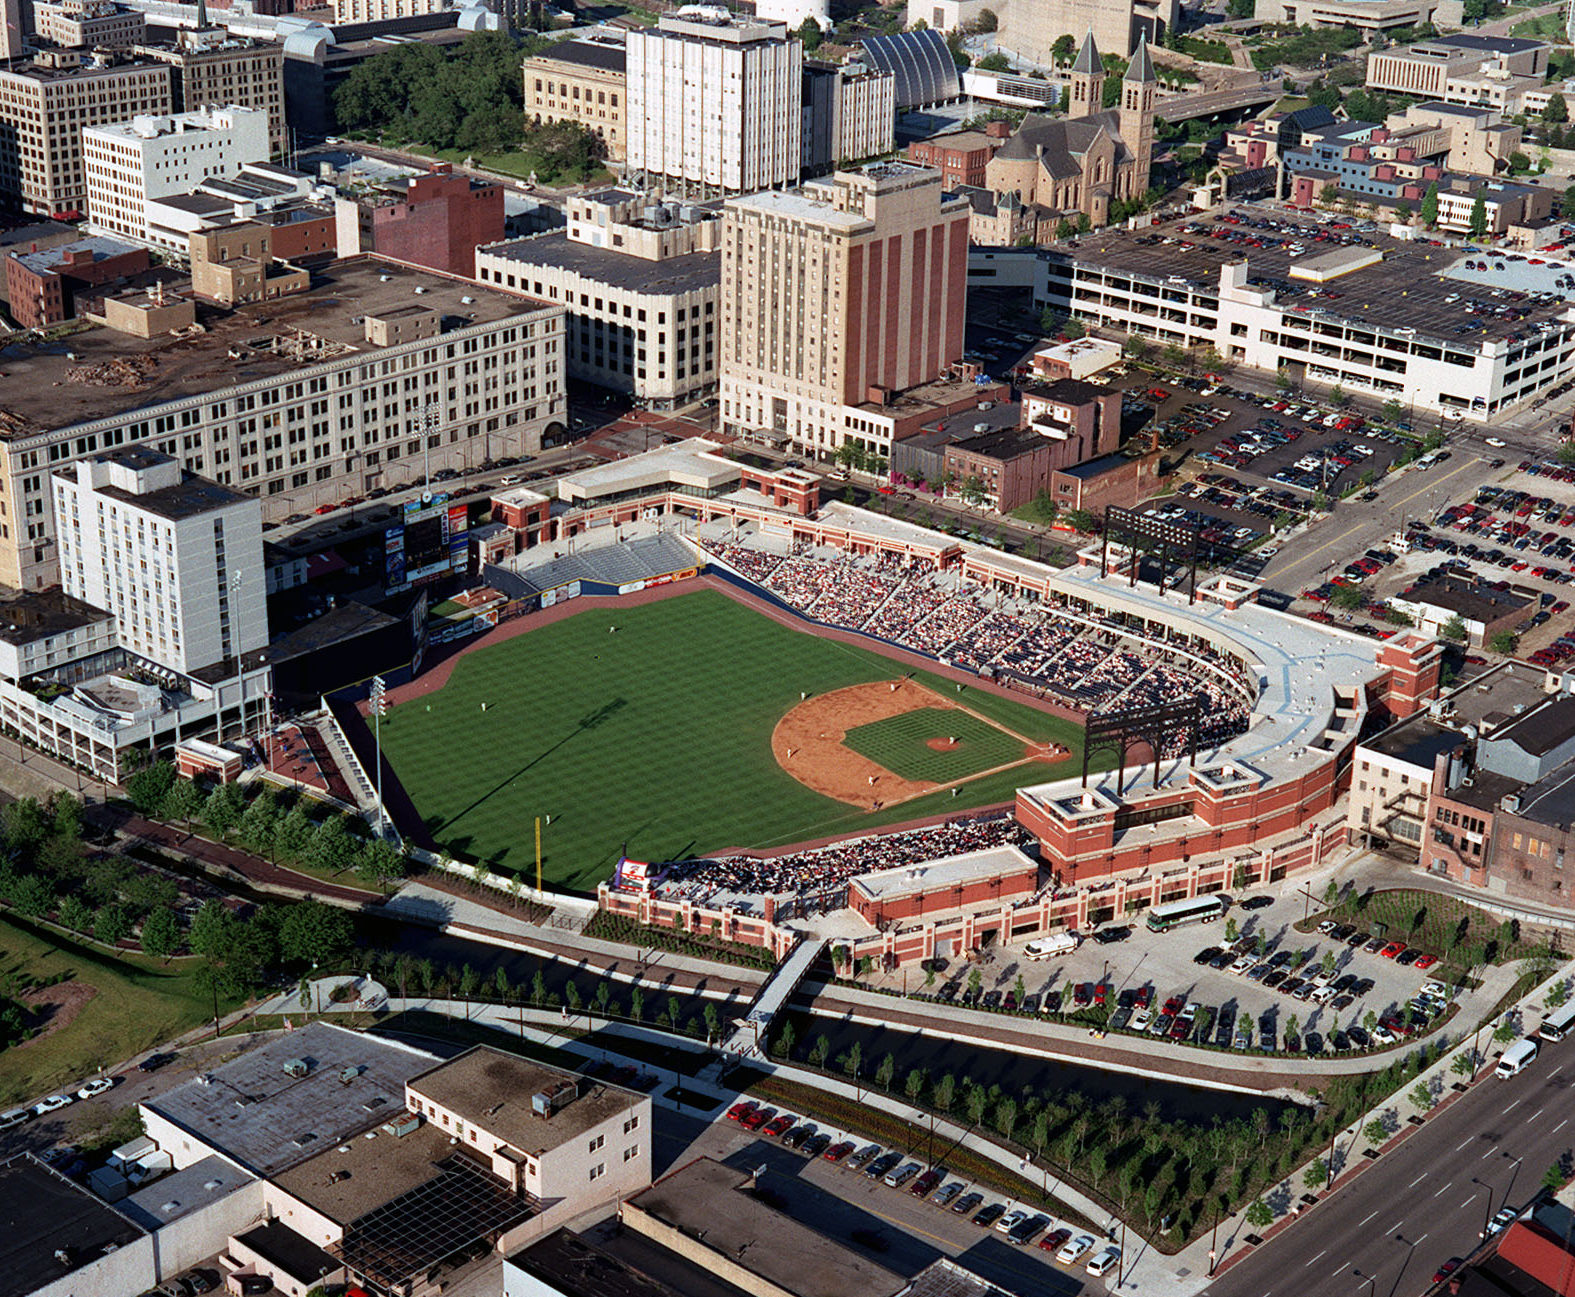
[378,589,1087,891]
[842,708,1026,784]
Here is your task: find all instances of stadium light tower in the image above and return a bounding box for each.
[371,676,388,839]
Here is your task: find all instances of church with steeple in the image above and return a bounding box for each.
[983,31,1156,231]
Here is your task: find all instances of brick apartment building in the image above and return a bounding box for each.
[905,121,1011,189]
[335,162,504,278]
[5,235,151,327]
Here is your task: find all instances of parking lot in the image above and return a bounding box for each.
[922,887,1454,1058]
[695,1094,1117,1295]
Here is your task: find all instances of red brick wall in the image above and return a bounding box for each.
[268,213,339,263]
[371,169,505,278]
[5,244,150,328]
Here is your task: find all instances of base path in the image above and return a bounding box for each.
[773,679,962,807]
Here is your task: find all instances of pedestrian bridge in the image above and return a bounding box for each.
[721,935,826,1059]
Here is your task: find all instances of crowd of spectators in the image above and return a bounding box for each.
[652,815,1030,905]
[703,537,1252,740]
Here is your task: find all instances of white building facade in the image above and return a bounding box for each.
[626,10,802,197]
[53,449,267,674]
[83,105,270,243]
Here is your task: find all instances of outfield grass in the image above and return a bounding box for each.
[0,914,226,1104]
[843,707,1026,784]
[379,589,1089,890]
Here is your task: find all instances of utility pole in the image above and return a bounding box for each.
[370,676,388,839]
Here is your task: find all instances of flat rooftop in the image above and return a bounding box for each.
[0,257,553,438]
[0,1156,145,1297]
[1400,573,1534,622]
[234,1219,339,1287]
[1054,205,1575,347]
[143,1022,439,1178]
[529,38,626,71]
[120,1154,255,1231]
[1366,661,1550,767]
[482,230,718,296]
[408,1047,643,1157]
[558,438,740,502]
[625,1158,908,1297]
[850,844,1038,903]
[0,587,113,647]
[272,1118,454,1225]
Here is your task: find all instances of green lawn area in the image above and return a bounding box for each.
[379,589,1088,890]
[843,708,1027,783]
[410,144,613,187]
[0,914,223,1105]
[1511,10,1565,37]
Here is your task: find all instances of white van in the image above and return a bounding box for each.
[0,1107,29,1132]
[1025,931,1080,960]
[1496,1037,1540,1078]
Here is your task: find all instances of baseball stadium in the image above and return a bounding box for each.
[363,442,1445,963]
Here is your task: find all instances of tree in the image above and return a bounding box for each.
[1276,367,1294,395]
[1303,1157,1329,1190]
[974,7,998,30]
[1332,584,1365,611]
[57,895,92,934]
[1440,615,1468,643]
[239,790,281,854]
[188,900,233,960]
[842,1040,863,1079]
[1549,980,1570,1009]
[94,905,131,947]
[126,762,176,817]
[1489,630,1518,656]
[1224,916,1239,943]
[1245,1199,1275,1228]
[1494,1018,1518,1044]
[140,906,180,959]
[161,778,203,832]
[275,807,314,861]
[875,1052,896,1090]
[1381,398,1405,425]
[1408,1081,1435,1112]
[703,1001,720,1042]
[1547,91,1569,124]
[278,899,354,967]
[9,874,53,918]
[1565,182,1575,216]
[1508,150,1531,174]
[1421,181,1440,229]
[959,474,987,506]
[1123,333,1150,359]
[1228,0,1254,16]
[1063,316,1087,339]
[976,51,1012,71]
[1545,1162,1568,1192]
[355,839,405,893]
[1469,189,1489,241]
[905,1068,926,1103]
[1363,1117,1389,1146]
[1320,182,1340,206]
[933,1073,956,1111]
[1052,33,1076,65]
[203,782,245,836]
[796,15,822,50]
[1329,383,1346,408]
[307,816,358,877]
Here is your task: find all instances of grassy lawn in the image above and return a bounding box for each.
[0,914,225,1105]
[843,708,1026,783]
[413,144,613,187]
[1304,887,1552,980]
[1178,35,1233,63]
[379,589,1087,890]
[1511,9,1565,36]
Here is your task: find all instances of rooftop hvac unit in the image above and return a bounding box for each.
[414,286,427,294]
[282,1058,308,1078]
[532,1080,576,1118]
[381,1115,421,1138]
[338,1066,361,1084]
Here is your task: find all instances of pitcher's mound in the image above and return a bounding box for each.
[926,736,961,751]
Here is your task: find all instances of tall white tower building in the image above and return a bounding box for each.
[53,449,267,676]
[626,7,803,197]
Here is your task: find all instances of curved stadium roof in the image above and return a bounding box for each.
[859,29,960,109]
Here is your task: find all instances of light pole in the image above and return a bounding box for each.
[421,401,439,502]
[370,676,388,840]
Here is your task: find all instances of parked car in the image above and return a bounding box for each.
[931,1181,964,1207]
[972,1202,1007,1228]
[1057,1233,1097,1264]
[1087,1245,1122,1277]
[952,1190,985,1216]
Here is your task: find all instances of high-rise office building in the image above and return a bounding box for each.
[0,51,174,217]
[134,33,287,158]
[626,9,802,197]
[84,106,271,243]
[719,162,969,460]
[53,449,267,675]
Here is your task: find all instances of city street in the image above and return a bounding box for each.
[1203,1040,1575,1297]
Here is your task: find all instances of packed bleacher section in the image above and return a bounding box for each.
[702,537,1253,741]
[653,815,1030,908]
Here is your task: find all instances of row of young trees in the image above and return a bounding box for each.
[126,762,405,894]
[767,1011,1454,1243]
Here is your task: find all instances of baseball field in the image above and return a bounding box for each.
[377,587,1090,891]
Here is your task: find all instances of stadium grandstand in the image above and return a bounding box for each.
[699,534,1254,752]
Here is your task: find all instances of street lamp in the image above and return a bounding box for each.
[1472,1176,1493,1236]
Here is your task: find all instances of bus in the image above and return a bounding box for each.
[1540,1002,1575,1043]
[1145,894,1228,934]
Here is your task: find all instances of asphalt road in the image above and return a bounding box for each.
[1259,452,1490,594]
[1203,1039,1575,1297]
